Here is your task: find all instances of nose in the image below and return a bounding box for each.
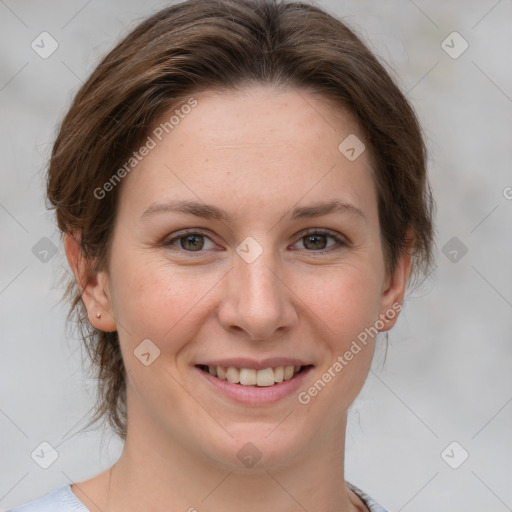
[217,245,298,341]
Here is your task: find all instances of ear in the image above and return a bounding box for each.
[377,227,414,332]
[64,232,117,332]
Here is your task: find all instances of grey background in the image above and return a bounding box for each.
[1,1,511,511]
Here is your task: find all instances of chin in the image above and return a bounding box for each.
[194,422,309,474]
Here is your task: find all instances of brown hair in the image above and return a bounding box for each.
[47,0,435,440]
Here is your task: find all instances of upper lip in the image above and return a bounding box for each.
[195,358,312,370]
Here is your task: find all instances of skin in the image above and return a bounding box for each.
[65,84,412,512]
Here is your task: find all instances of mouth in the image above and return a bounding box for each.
[196,364,312,387]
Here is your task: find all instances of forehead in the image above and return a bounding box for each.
[117,85,379,227]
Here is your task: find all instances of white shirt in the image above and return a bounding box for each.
[7,482,389,512]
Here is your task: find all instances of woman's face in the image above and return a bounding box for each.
[79,85,409,469]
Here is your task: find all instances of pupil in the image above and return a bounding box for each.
[182,234,203,251]
[305,234,326,250]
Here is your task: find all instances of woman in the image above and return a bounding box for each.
[8,0,434,511]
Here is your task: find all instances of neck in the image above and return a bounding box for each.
[84,400,367,512]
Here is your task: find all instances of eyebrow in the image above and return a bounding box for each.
[140,199,367,223]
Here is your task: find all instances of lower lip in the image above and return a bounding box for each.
[195,366,314,404]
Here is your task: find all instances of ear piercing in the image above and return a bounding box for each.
[96,312,102,319]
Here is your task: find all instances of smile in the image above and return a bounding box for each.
[194,361,314,404]
[197,364,309,387]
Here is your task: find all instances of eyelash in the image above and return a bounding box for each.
[162,228,348,256]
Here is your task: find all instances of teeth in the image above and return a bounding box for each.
[274,366,284,383]
[239,368,257,386]
[226,367,239,384]
[256,368,275,387]
[284,365,295,380]
[205,365,302,386]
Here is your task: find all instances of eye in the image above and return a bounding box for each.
[163,230,218,253]
[292,229,348,252]
[162,228,348,256]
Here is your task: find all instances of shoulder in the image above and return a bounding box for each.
[347,481,389,512]
[5,484,89,512]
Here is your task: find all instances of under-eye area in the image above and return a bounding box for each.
[195,364,314,387]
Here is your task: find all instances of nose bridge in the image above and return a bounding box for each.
[234,231,278,282]
[238,248,279,302]
[219,236,296,339]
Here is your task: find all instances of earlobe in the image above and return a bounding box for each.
[63,233,117,332]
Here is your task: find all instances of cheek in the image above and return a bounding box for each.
[108,252,222,348]
[302,262,384,340]
[296,269,381,419]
